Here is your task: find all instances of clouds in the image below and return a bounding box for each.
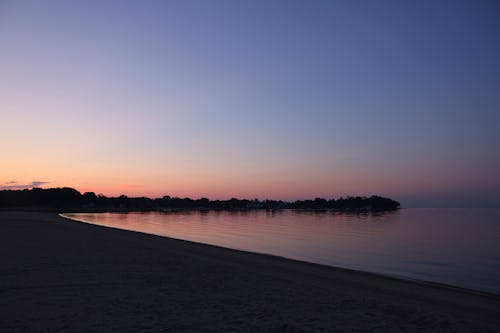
[0,181,51,190]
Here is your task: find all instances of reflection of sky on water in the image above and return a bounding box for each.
[64,208,500,294]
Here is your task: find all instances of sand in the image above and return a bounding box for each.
[1,211,499,332]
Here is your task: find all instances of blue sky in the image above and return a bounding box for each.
[1,0,499,206]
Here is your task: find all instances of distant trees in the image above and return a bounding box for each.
[288,195,400,211]
[0,187,400,212]
[0,187,81,210]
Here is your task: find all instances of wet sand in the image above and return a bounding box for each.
[1,211,499,332]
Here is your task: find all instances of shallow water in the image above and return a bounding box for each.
[63,208,500,294]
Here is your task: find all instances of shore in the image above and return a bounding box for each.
[1,212,499,332]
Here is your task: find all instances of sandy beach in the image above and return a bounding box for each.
[1,211,499,332]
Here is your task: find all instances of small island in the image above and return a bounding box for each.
[0,187,400,212]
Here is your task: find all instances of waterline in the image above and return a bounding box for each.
[62,208,500,294]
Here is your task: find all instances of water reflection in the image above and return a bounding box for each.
[63,208,500,294]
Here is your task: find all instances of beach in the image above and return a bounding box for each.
[1,212,499,332]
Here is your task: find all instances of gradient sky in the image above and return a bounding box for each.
[1,0,499,207]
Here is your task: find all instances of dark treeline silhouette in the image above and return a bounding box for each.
[0,187,400,212]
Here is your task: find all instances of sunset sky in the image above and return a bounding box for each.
[1,1,499,207]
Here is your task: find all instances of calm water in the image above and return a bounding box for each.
[62,208,500,294]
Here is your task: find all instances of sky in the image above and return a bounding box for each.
[1,0,499,207]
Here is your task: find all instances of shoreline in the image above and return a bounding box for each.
[2,211,500,331]
[59,212,498,298]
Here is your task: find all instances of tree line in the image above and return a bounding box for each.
[0,187,400,212]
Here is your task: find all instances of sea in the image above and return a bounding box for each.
[62,208,500,294]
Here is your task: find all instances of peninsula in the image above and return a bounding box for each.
[0,187,400,212]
